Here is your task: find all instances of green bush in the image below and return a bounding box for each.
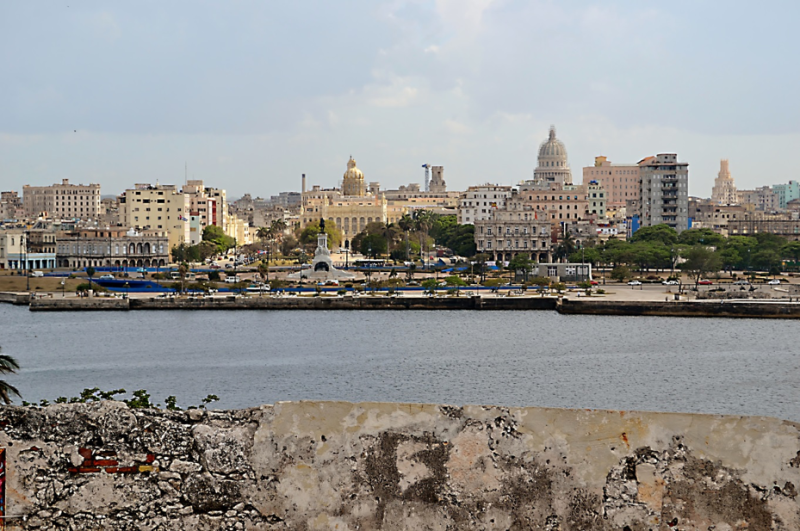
[75,283,107,293]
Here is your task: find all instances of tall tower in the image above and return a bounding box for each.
[429,166,446,193]
[711,160,737,205]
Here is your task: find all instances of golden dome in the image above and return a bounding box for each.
[342,156,366,196]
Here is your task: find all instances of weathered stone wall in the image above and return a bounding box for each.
[1,401,798,530]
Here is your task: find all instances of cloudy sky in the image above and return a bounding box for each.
[2,0,799,199]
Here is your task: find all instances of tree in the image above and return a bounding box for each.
[508,254,532,281]
[359,233,388,258]
[680,245,722,288]
[86,266,95,284]
[300,220,342,249]
[677,228,725,247]
[0,352,21,404]
[257,260,269,284]
[554,231,576,261]
[203,225,235,254]
[610,266,630,282]
[630,224,678,246]
[421,278,438,296]
[178,262,189,294]
[444,275,466,296]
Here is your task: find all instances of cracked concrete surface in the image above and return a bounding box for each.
[1,401,798,529]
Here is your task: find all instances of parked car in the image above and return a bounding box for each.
[768,279,782,285]
[224,276,241,284]
[590,280,599,286]
[697,279,713,285]
[662,279,679,285]
[30,271,44,277]
[99,274,115,280]
[627,280,642,286]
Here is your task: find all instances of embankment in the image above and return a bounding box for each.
[0,292,30,306]
[1,401,798,530]
[559,298,800,318]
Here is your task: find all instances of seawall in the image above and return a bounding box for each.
[559,298,800,318]
[1,401,798,530]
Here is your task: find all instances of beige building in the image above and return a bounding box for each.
[737,186,779,212]
[301,157,389,245]
[118,184,190,253]
[457,185,514,224]
[22,179,101,220]
[474,193,552,263]
[1,191,23,220]
[711,159,737,205]
[224,213,253,245]
[688,198,747,236]
[582,156,640,209]
[56,228,169,269]
[183,180,228,232]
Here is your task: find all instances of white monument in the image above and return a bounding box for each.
[288,220,355,281]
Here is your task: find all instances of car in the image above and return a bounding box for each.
[590,280,599,286]
[225,263,233,269]
[99,274,115,280]
[733,280,750,285]
[662,279,679,285]
[768,279,782,285]
[697,279,713,285]
[627,280,642,286]
[224,276,241,283]
[30,271,45,277]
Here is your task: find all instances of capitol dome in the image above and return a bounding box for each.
[342,156,366,197]
[534,126,572,185]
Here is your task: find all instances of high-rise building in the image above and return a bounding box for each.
[22,179,101,220]
[638,154,689,233]
[711,160,737,205]
[533,126,572,185]
[582,156,640,210]
[118,184,190,253]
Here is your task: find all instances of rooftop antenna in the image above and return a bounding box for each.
[185,162,187,187]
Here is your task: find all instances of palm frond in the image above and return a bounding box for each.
[0,354,20,374]
[0,381,21,404]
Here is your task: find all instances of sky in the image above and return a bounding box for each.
[2,0,800,199]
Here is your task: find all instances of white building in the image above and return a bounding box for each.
[457,185,513,225]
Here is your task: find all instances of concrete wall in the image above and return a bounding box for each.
[559,298,800,318]
[29,297,129,311]
[1,401,798,530]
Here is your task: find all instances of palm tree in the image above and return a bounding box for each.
[0,352,21,404]
[178,262,188,294]
[257,260,269,284]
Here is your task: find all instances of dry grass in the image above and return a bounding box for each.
[0,271,87,293]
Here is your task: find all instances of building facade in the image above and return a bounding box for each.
[118,184,190,252]
[301,157,389,244]
[56,228,169,269]
[582,156,640,209]
[772,181,800,210]
[473,193,552,263]
[1,191,23,220]
[22,179,101,220]
[457,185,513,225]
[711,160,737,205]
[0,229,58,270]
[638,154,689,233]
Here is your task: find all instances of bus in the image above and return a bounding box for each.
[353,259,386,268]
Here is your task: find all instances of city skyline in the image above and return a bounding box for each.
[3,1,800,197]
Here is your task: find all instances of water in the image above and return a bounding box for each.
[1,305,798,421]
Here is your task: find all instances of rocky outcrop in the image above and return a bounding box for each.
[1,401,799,529]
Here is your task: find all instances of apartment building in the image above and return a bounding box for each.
[457,185,513,224]
[22,179,101,220]
[473,192,552,263]
[638,154,689,233]
[582,156,640,209]
[118,184,190,253]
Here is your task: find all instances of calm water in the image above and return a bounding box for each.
[1,305,798,421]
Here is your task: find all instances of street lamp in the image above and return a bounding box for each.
[124,281,129,299]
[61,279,66,298]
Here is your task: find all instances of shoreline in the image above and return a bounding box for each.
[6,291,800,318]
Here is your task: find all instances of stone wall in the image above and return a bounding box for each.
[1,401,798,530]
